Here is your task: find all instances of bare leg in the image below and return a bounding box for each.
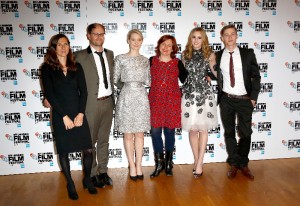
[134,132,144,175]
[195,130,208,174]
[189,130,199,170]
[124,133,136,176]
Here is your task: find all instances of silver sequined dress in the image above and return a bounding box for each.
[114,54,151,133]
[181,50,218,131]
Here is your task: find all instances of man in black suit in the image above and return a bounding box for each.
[215,24,261,180]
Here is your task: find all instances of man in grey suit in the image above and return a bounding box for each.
[74,23,114,187]
[215,24,261,180]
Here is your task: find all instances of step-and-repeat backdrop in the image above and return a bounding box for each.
[0,0,299,175]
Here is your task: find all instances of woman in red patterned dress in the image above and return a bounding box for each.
[149,35,188,177]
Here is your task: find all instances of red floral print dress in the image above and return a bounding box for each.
[148,56,183,129]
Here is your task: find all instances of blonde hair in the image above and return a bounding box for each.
[183,27,212,61]
[127,29,143,42]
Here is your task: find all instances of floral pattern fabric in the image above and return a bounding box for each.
[181,50,218,131]
[114,54,151,133]
[149,56,182,129]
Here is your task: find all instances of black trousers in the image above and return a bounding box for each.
[220,95,254,167]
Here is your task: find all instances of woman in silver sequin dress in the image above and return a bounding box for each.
[181,27,218,178]
[114,29,151,181]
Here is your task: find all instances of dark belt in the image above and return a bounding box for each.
[222,91,250,100]
[97,95,111,101]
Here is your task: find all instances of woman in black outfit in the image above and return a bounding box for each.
[41,34,97,200]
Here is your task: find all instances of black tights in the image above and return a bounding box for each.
[82,149,93,179]
[59,149,93,184]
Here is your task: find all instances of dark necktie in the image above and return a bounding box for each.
[95,51,108,89]
[229,51,235,87]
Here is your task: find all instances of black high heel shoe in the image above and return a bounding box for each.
[83,178,98,194]
[67,183,79,200]
[130,175,138,181]
[137,174,144,180]
[128,166,138,181]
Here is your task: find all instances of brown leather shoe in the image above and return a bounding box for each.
[227,166,238,179]
[240,166,254,180]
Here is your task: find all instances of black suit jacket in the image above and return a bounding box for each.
[215,47,261,104]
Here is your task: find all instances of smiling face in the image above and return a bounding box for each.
[191,31,203,50]
[55,37,69,58]
[159,39,173,57]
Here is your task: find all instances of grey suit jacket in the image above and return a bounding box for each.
[215,47,261,104]
[74,46,115,113]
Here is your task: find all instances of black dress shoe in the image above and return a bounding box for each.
[67,183,78,200]
[98,173,113,186]
[83,178,98,194]
[227,165,238,179]
[130,175,138,181]
[91,176,105,188]
[240,166,254,180]
[137,174,144,180]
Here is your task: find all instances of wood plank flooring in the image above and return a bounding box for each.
[0,158,299,206]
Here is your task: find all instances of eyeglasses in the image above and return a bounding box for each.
[91,32,106,37]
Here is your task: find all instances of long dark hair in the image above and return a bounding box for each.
[43,33,76,71]
[155,35,178,59]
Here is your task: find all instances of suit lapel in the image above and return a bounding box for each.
[86,46,98,72]
[86,47,114,91]
[217,49,224,89]
[239,48,248,82]
[216,49,224,71]
[104,49,114,84]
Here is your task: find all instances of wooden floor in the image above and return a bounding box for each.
[0,158,299,206]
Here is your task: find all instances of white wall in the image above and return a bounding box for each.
[0,0,299,175]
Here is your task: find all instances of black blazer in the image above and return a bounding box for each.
[215,47,261,104]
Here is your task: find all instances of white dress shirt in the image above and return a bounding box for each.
[220,47,247,95]
[90,46,112,98]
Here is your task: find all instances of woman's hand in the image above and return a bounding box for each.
[63,115,75,130]
[43,98,51,108]
[206,76,212,83]
[74,113,84,127]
